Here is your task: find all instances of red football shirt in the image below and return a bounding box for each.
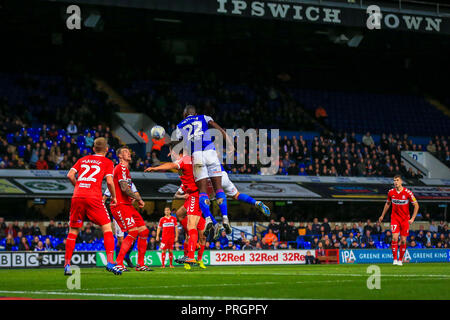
[113,163,133,205]
[387,187,417,221]
[71,154,114,199]
[175,156,198,195]
[158,216,178,240]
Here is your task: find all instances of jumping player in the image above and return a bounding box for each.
[379,175,419,266]
[181,215,207,270]
[175,167,271,239]
[156,206,178,268]
[64,137,121,275]
[145,142,200,265]
[174,105,234,236]
[110,146,152,271]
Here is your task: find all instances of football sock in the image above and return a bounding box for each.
[169,252,174,265]
[161,251,166,266]
[64,232,77,266]
[399,243,407,261]
[184,241,188,256]
[215,189,228,217]
[199,193,217,224]
[188,229,198,259]
[391,241,398,261]
[137,229,149,266]
[237,193,257,206]
[197,244,205,262]
[116,230,138,265]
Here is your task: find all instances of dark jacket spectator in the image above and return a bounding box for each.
[46,220,57,236]
[278,217,289,241]
[31,222,42,236]
[18,237,31,251]
[321,218,331,234]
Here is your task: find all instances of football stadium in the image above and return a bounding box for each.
[0,0,449,306]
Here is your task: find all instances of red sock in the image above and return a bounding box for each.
[116,231,137,265]
[197,244,205,262]
[399,244,407,262]
[184,241,188,256]
[104,231,116,264]
[391,241,398,261]
[137,229,149,266]
[161,251,166,266]
[169,252,173,266]
[64,232,77,266]
[188,229,198,259]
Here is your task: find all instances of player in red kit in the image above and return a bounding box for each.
[180,215,207,270]
[145,141,200,265]
[110,146,152,272]
[379,175,419,266]
[65,137,122,275]
[156,206,179,268]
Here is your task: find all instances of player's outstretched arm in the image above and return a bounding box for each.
[106,175,117,206]
[67,169,77,187]
[144,162,178,172]
[378,201,391,223]
[409,201,419,224]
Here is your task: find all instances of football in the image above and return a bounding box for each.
[150,125,166,140]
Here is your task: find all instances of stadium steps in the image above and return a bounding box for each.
[93,78,135,113]
[425,96,450,118]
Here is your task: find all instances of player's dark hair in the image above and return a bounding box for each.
[164,205,171,210]
[394,174,402,180]
[183,105,196,118]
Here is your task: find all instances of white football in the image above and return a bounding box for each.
[150,125,166,140]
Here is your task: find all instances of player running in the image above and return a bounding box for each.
[156,206,179,268]
[174,105,234,236]
[64,137,122,276]
[103,182,140,268]
[379,175,419,266]
[110,146,152,271]
[145,142,200,265]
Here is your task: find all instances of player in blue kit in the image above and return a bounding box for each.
[175,105,234,236]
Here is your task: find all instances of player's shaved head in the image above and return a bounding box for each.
[93,137,108,154]
[183,105,196,118]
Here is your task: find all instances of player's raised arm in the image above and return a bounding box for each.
[208,119,234,153]
[106,175,117,206]
[144,162,178,172]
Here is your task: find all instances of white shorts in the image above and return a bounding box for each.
[222,171,238,197]
[192,149,222,182]
[113,218,124,238]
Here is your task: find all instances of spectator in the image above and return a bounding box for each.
[67,120,78,135]
[263,229,278,246]
[18,236,31,251]
[287,222,299,241]
[81,228,95,243]
[279,217,289,241]
[373,221,383,235]
[321,218,331,234]
[5,234,15,250]
[224,242,235,250]
[218,231,229,247]
[315,106,328,125]
[234,232,247,247]
[138,128,149,144]
[5,223,17,238]
[35,155,48,170]
[56,239,66,251]
[250,235,259,247]
[312,218,321,234]
[362,132,375,147]
[34,241,45,251]
[213,241,222,250]
[46,220,56,236]
[242,239,253,250]
[363,220,374,235]
[267,219,280,235]
[151,136,165,158]
[384,230,392,245]
[44,238,54,251]
[147,237,157,250]
[429,221,438,233]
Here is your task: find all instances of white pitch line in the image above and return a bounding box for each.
[199,272,450,278]
[0,290,300,300]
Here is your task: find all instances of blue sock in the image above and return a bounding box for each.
[237,193,257,206]
[215,189,228,217]
[199,193,217,225]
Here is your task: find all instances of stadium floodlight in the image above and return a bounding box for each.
[84,12,104,31]
[347,34,364,47]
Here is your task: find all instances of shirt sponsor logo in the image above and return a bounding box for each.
[392,199,409,205]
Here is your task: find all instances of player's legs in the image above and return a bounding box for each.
[197,219,207,268]
[398,220,410,265]
[161,248,167,268]
[65,198,86,272]
[186,215,200,261]
[196,178,217,229]
[111,205,138,267]
[168,248,174,267]
[176,205,187,222]
[135,222,150,269]
[391,218,401,264]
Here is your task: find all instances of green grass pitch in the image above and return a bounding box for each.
[0,264,449,300]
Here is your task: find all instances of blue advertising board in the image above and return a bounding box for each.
[339,249,450,264]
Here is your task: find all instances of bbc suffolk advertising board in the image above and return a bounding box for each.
[339,249,450,264]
